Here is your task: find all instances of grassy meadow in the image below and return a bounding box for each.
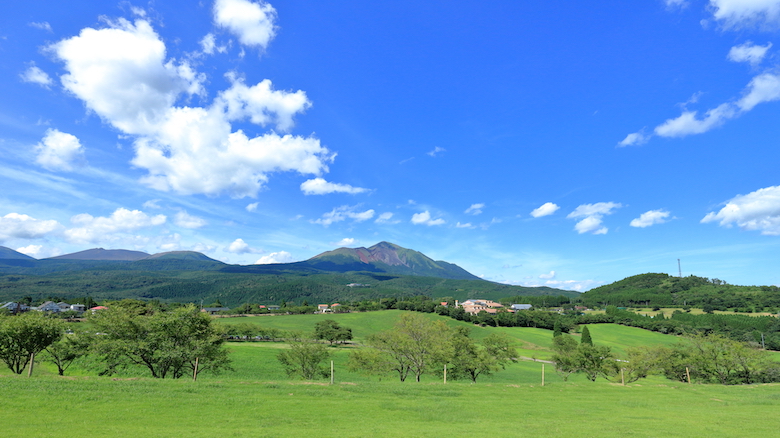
[2,310,780,437]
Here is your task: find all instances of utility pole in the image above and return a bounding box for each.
[678,259,682,278]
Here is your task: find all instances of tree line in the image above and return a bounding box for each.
[551,325,780,385]
[0,302,231,379]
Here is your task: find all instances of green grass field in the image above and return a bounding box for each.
[3,311,780,437]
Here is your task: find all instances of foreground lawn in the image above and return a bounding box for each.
[2,374,779,437]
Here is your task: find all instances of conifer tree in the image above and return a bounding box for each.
[580,325,593,345]
[553,320,562,337]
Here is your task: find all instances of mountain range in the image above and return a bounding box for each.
[0,242,575,305]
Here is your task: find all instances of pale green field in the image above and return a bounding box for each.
[3,311,780,437]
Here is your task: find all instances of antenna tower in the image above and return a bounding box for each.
[677,259,682,278]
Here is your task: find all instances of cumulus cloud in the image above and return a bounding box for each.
[34,129,86,171]
[701,185,780,235]
[631,209,671,228]
[300,178,368,195]
[174,211,207,229]
[0,213,63,242]
[64,208,166,244]
[255,250,293,264]
[335,237,357,247]
[728,41,772,66]
[214,0,277,50]
[50,17,333,198]
[456,222,474,228]
[530,202,560,218]
[465,203,484,215]
[246,202,259,212]
[567,202,621,234]
[539,270,556,279]
[200,33,228,55]
[20,64,53,87]
[15,245,43,258]
[313,205,375,226]
[225,238,261,253]
[411,211,445,226]
[709,0,780,30]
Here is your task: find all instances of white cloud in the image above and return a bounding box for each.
[246,202,259,212]
[226,238,261,253]
[617,131,650,147]
[465,203,484,215]
[335,238,357,247]
[0,213,62,242]
[50,18,335,198]
[255,250,293,264]
[701,185,780,235]
[218,74,311,132]
[34,129,86,171]
[653,71,780,138]
[736,72,780,111]
[631,209,671,228]
[174,211,207,229]
[728,41,772,66]
[427,146,446,157]
[709,0,780,30]
[143,199,162,209]
[313,205,375,226]
[375,212,399,224]
[567,202,621,234]
[300,178,368,195]
[411,211,445,226]
[29,22,53,32]
[539,270,556,279]
[665,0,689,9]
[200,33,228,55]
[456,222,474,228]
[15,245,43,258]
[20,64,53,87]
[64,208,166,244]
[530,202,560,218]
[214,0,277,50]
[654,103,736,137]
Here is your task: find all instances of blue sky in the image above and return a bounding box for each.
[2,0,780,291]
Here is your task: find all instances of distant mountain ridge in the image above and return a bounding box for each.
[49,248,150,261]
[301,241,481,280]
[0,246,36,260]
[0,242,577,305]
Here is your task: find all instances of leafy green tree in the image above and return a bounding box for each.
[575,343,613,381]
[447,327,518,383]
[551,334,579,381]
[314,320,353,345]
[0,312,63,375]
[580,325,593,345]
[90,305,231,379]
[277,335,330,380]
[348,313,451,382]
[42,330,92,376]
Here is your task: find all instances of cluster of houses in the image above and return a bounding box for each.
[0,301,106,315]
[317,303,341,313]
[442,299,533,315]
